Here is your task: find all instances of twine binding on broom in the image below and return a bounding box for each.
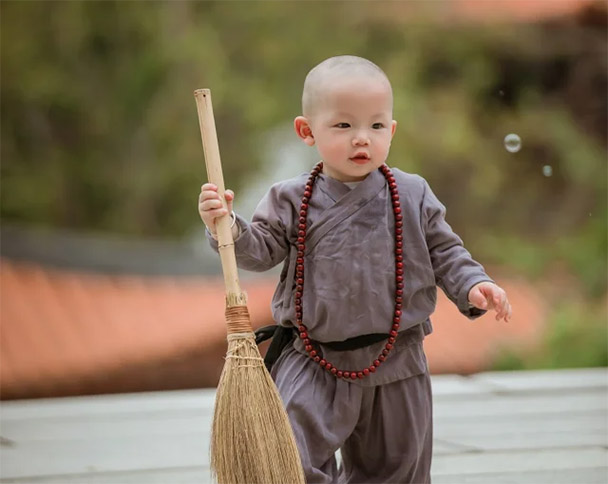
[211,305,305,484]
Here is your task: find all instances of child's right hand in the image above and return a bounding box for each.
[198,183,235,235]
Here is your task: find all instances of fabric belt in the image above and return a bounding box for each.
[254,325,391,372]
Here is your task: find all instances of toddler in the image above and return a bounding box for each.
[199,55,511,484]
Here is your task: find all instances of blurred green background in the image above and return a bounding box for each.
[2,0,606,370]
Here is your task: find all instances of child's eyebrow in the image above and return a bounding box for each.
[333,111,388,118]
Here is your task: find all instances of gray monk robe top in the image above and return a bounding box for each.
[208,167,492,386]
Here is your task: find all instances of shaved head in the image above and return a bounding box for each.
[302,56,392,117]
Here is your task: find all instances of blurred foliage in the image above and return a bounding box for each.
[492,298,608,370]
[2,1,607,302]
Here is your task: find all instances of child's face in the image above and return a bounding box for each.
[296,76,397,182]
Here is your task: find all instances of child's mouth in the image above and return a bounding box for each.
[350,154,370,164]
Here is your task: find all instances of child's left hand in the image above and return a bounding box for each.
[468,282,512,322]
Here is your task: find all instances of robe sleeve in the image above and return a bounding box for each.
[206,183,292,272]
[421,179,492,319]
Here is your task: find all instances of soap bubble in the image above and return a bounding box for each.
[504,134,521,153]
[542,165,553,177]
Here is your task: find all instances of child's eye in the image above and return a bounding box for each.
[335,123,350,128]
[372,123,384,129]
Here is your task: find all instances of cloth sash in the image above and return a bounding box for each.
[255,325,390,372]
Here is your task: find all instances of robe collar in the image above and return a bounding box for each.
[305,167,387,255]
[316,167,385,203]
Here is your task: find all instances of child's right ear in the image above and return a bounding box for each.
[294,116,315,146]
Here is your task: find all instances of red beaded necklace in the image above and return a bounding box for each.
[295,161,404,380]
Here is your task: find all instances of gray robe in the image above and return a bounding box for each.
[208,167,492,387]
[209,166,493,482]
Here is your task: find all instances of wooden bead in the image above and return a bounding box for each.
[337,371,344,378]
[299,332,308,339]
[314,356,321,363]
[369,365,376,373]
[343,372,350,379]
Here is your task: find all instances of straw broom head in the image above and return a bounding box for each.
[194,89,305,484]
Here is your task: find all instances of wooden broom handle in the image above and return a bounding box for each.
[194,89,243,299]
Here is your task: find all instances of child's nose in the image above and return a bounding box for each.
[352,132,370,146]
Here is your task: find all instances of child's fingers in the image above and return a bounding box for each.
[204,207,229,220]
[468,287,486,309]
[199,190,221,202]
[502,300,512,322]
[199,199,227,212]
[201,183,217,192]
[495,300,511,322]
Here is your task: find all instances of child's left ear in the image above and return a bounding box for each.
[390,120,397,138]
[294,116,315,146]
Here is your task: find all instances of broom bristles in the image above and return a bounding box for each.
[211,331,305,484]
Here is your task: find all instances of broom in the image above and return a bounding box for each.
[194,89,305,484]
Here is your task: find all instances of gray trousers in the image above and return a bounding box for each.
[272,345,433,484]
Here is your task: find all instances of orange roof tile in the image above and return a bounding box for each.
[1,258,546,399]
[453,0,593,22]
